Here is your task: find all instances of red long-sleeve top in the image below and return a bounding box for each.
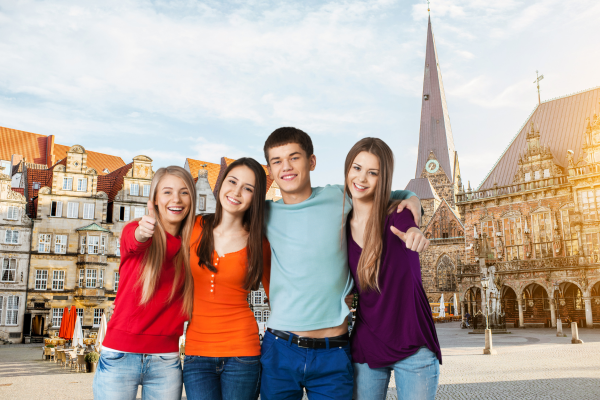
[102,221,188,353]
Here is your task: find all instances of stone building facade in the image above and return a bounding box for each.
[0,174,32,343]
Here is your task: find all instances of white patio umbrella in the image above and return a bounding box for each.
[72,317,84,348]
[95,313,108,352]
[439,294,446,318]
[453,293,458,316]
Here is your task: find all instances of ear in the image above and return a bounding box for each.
[309,154,317,171]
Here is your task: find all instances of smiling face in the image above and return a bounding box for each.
[347,151,380,201]
[218,165,256,216]
[267,142,316,200]
[154,174,192,234]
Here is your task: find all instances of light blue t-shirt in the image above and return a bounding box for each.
[265,185,416,331]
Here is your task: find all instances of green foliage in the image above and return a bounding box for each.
[45,344,55,348]
[85,352,100,363]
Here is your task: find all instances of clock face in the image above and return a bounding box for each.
[426,160,440,173]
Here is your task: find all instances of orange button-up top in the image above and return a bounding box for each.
[185,216,271,357]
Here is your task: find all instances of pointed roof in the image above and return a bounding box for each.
[479,86,600,189]
[423,198,465,238]
[415,17,456,182]
[405,177,440,200]
[185,158,221,190]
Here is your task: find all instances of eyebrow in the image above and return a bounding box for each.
[229,176,255,188]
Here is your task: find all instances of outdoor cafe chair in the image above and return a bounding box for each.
[77,354,87,372]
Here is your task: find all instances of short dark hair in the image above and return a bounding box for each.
[263,127,314,164]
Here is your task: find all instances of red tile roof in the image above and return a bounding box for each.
[97,163,133,202]
[479,87,600,189]
[0,125,125,175]
[214,157,274,196]
[186,158,221,190]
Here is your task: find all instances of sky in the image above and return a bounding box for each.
[1,0,599,190]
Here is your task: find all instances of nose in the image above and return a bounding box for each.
[172,191,182,203]
[359,171,368,182]
[233,184,243,196]
[282,159,292,172]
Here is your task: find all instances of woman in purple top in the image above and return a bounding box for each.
[344,138,441,400]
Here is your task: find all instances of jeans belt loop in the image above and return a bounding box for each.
[287,332,294,346]
[325,337,330,350]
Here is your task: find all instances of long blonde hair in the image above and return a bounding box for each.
[343,138,394,292]
[136,166,196,318]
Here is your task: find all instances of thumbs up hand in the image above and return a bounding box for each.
[135,200,156,242]
[391,226,429,253]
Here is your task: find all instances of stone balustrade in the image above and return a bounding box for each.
[456,176,569,203]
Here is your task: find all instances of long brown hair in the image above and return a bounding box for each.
[137,166,196,318]
[195,158,267,291]
[344,138,395,292]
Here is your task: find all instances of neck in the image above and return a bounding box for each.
[216,209,245,233]
[163,221,181,237]
[352,196,374,224]
[281,181,313,205]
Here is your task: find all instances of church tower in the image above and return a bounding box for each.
[414,16,461,209]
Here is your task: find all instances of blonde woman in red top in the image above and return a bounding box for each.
[94,166,196,400]
[184,157,270,400]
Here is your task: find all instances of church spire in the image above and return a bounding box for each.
[415,16,456,183]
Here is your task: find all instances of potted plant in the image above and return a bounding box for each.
[85,351,100,373]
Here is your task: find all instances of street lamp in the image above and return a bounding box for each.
[481,276,496,355]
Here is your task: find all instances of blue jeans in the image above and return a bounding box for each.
[353,347,439,400]
[260,331,353,400]
[93,351,182,400]
[182,355,261,400]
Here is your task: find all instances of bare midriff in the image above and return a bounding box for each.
[291,321,348,339]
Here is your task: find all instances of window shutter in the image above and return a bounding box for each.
[56,201,63,217]
[124,207,130,221]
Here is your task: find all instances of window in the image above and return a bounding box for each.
[0,296,2,323]
[254,310,262,323]
[93,308,104,326]
[253,291,263,305]
[119,206,130,222]
[67,202,79,218]
[143,184,151,197]
[525,172,531,182]
[578,189,600,221]
[115,239,120,256]
[83,203,95,219]
[52,270,65,291]
[502,217,523,260]
[6,297,19,325]
[100,236,106,254]
[198,195,206,211]
[86,269,97,288]
[38,234,51,253]
[114,272,120,292]
[532,212,552,258]
[275,189,281,197]
[134,207,145,219]
[1,259,17,282]
[437,255,456,292]
[5,230,19,244]
[55,235,67,254]
[561,210,579,256]
[77,178,87,192]
[63,177,73,190]
[50,201,63,217]
[79,269,85,287]
[584,233,600,260]
[481,220,495,250]
[0,159,10,175]
[543,169,550,178]
[6,206,18,220]
[35,270,48,290]
[80,236,86,254]
[263,310,270,322]
[88,236,99,255]
[98,269,104,287]
[52,308,64,327]
[130,183,139,196]
[76,308,84,320]
[534,170,541,180]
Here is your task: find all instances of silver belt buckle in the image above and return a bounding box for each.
[296,336,310,349]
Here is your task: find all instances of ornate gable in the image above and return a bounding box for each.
[580,102,600,165]
[424,199,464,239]
[513,122,563,183]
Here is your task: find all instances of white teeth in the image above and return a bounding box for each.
[168,207,183,211]
[227,196,241,205]
[354,183,367,190]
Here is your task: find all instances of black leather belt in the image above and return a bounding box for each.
[267,328,350,349]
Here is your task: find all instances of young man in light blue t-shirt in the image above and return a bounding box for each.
[260,127,427,399]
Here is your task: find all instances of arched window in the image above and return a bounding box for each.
[441,209,449,238]
[433,223,440,239]
[437,255,456,291]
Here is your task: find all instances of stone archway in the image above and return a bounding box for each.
[557,282,587,327]
[501,285,518,326]
[521,283,551,327]
[436,254,456,292]
[464,286,482,315]
[591,282,600,325]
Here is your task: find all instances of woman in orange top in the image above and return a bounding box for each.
[183,157,270,400]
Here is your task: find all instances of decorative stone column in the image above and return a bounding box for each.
[584,297,593,328]
[550,300,556,328]
[461,302,465,321]
[517,297,524,328]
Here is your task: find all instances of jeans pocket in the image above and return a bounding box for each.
[101,351,126,361]
[234,355,261,365]
[260,333,277,360]
[184,355,196,366]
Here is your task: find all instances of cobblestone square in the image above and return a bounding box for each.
[1,322,599,399]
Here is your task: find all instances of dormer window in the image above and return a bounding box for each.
[103,168,110,173]
[63,177,73,191]
[32,182,41,190]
